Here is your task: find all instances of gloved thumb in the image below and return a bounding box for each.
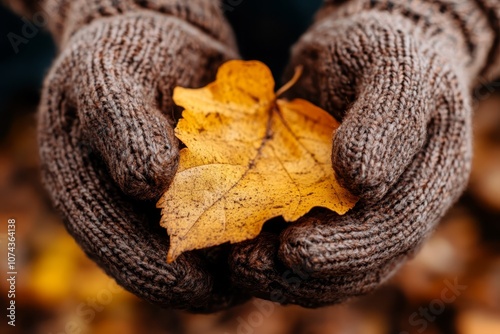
[76,71,178,201]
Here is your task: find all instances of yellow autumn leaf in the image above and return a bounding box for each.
[157,60,357,262]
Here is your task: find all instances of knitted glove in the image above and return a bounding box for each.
[28,0,243,311]
[230,0,500,307]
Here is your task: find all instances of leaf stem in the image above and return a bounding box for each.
[276,66,304,98]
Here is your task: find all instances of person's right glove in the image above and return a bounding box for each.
[30,0,243,312]
[229,0,500,307]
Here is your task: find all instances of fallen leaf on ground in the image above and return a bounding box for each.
[157,60,357,262]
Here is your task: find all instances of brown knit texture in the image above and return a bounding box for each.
[4,0,236,48]
[4,0,499,310]
[229,0,499,308]
[478,0,500,80]
[33,1,244,311]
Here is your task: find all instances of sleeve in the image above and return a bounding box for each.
[320,0,500,83]
[2,0,234,48]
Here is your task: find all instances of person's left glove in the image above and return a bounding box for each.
[33,0,244,311]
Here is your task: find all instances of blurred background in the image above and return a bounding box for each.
[1,1,500,333]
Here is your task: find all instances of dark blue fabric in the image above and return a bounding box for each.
[226,0,322,79]
[0,5,55,139]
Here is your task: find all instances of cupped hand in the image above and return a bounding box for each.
[38,11,245,311]
[229,9,473,307]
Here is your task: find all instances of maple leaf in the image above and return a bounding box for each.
[157,60,357,262]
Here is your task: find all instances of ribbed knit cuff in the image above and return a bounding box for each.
[5,0,234,48]
[321,0,500,82]
[476,0,500,81]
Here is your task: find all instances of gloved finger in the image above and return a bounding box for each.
[80,73,178,201]
[230,231,397,307]
[230,68,472,305]
[39,63,244,312]
[288,15,431,201]
[69,15,238,201]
